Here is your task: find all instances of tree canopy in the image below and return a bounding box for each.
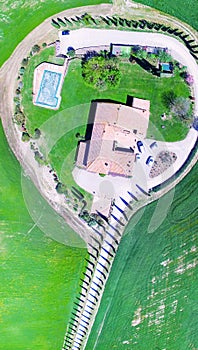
[171,97,191,120]
[82,54,121,90]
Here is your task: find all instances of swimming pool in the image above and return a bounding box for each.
[36,70,62,108]
[161,63,171,72]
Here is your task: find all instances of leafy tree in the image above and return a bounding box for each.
[118,17,126,27]
[34,151,46,165]
[135,48,148,59]
[82,54,121,90]
[75,132,81,139]
[146,21,155,29]
[19,66,25,75]
[162,90,177,108]
[154,23,162,31]
[171,97,191,120]
[34,128,41,139]
[131,20,138,28]
[158,50,172,62]
[21,57,28,66]
[67,47,75,57]
[56,182,68,195]
[14,96,20,105]
[14,111,25,125]
[138,19,147,29]
[32,44,40,54]
[22,132,31,142]
[111,16,119,26]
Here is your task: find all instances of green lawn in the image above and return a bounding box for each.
[22,49,190,142]
[86,162,198,350]
[132,0,198,31]
[21,49,190,197]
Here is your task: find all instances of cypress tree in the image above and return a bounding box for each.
[64,17,72,25]
[174,30,184,37]
[70,17,79,23]
[167,27,175,34]
[138,19,147,29]
[106,16,116,26]
[118,17,126,27]
[180,34,189,41]
[112,16,119,27]
[131,20,138,28]
[187,39,196,44]
[51,19,60,29]
[146,21,155,30]
[154,23,162,31]
[161,25,170,32]
[125,19,132,28]
[57,18,66,27]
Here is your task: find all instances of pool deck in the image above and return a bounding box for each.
[33,61,68,110]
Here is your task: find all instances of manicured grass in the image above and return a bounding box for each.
[86,162,198,350]
[0,0,110,67]
[119,61,190,141]
[132,0,198,31]
[21,49,190,196]
[22,50,190,141]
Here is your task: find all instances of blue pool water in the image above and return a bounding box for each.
[36,70,62,108]
[161,63,171,71]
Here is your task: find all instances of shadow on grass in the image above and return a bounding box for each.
[130,56,160,77]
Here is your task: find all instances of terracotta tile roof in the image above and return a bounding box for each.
[76,98,150,177]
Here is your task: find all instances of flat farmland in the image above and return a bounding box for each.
[0,123,87,349]
[132,0,198,31]
[0,0,110,67]
[86,162,198,349]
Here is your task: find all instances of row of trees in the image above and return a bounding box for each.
[13,43,45,142]
[51,13,198,61]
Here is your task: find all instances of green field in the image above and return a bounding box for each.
[0,122,87,349]
[0,0,110,68]
[86,162,198,350]
[132,0,198,31]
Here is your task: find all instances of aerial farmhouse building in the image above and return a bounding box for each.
[76,97,150,178]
